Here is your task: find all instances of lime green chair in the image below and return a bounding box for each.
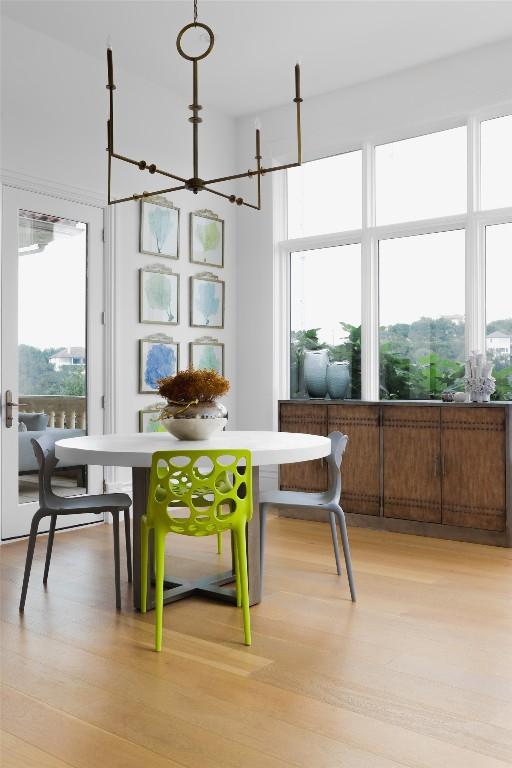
[141,449,253,651]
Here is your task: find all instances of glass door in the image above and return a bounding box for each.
[1,187,105,539]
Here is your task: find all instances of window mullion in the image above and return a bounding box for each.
[362,142,379,400]
[466,116,486,357]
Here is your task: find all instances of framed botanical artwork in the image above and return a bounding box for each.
[190,273,225,329]
[139,408,166,433]
[140,197,179,259]
[139,265,179,325]
[190,210,224,267]
[139,334,179,394]
[190,337,224,375]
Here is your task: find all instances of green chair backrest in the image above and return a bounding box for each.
[146,449,253,537]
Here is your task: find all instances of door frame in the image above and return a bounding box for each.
[0,171,117,539]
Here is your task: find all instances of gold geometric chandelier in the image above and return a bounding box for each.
[106,0,303,210]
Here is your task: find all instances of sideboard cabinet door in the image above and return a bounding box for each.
[328,404,380,516]
[279,404,328,491]
[383,406,442,523]
[441,407,506,531]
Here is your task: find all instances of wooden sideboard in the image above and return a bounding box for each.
[278,400,512,546]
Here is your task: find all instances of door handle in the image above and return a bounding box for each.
[433,456,439,477]
[5,390,29,428]
[441,455,446,477]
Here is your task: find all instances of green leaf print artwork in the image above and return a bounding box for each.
[192,215,223,266]
[149,206,171,253]
[146,415,166,432]
[144,273,175,322]
[197,344,221,373]
[142,201,178,257]
[197,221,220,252]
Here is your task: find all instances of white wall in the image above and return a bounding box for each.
[1,16,239,484]
[235,38,512,432]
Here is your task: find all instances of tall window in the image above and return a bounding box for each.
[290,245,361,399]
[481,115,512,210]
[486,223,512,401]
[379,230,465,399]
[285,116,512,402]
[288,151,362,238]
[376,127,467,225]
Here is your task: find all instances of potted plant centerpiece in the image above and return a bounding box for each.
[157,369,229,440]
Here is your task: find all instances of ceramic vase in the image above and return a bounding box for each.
[161,400,227,440]
[304,349,329,398]
[326,361,350,400]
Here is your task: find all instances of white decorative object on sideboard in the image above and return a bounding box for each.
[464,351,496,403]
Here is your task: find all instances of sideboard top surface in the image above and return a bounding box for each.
[279,399,512,408]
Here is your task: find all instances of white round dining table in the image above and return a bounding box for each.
[56,430,331,609]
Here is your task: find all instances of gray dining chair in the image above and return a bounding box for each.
[259,431,356,601]
[19,434,133,612]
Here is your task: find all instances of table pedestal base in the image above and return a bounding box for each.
[142,570,237,610]
[131,466,262,611]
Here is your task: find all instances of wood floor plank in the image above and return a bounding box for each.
[0,732,75,768]
[1,687,182,768]
[1,516,511,768]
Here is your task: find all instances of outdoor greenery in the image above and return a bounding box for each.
[19,345,85,396]
[291,317,512,401]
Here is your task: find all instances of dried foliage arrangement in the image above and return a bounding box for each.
[158,368,230,403]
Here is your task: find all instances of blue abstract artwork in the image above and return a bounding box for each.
[140,340,178,393]
[191,277,224,328]
[141,201,179,258]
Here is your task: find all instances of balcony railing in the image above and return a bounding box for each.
[20,395,86,429]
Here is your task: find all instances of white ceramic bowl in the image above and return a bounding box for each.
[160,416,227,441]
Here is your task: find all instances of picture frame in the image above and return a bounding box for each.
[189,337,225,375]
[190,209,224,268]
[139,265,179,325]
[139,334,179,394]
[190,273,225,329]
[140,197,180,259]
[139,407,167,433]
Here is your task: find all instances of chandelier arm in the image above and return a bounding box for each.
[202,182,260,210]
[201,185,236,202]
[203,161,299,187]
[111,152,187,184]
[109,184,186,206]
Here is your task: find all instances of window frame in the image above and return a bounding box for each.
[277,107,512,403]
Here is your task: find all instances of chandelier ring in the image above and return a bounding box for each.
[176,22,215,62]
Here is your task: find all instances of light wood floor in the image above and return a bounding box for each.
[1,515,512,768]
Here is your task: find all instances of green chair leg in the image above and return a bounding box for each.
[233,534,241,607]
[217,531,222,555]
[154,527,166,652]
[140,515,148,614]
[235,526,251,646]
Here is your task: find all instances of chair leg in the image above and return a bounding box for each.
[140,515,149,614]
[43,514,57,585]
[233,532,241,607]
[112,512,121,611]
[154,526,166,652]
[19,510,47,612]
[259,504,267,591]
[328,511,342,576]
[217,531,223,555]
[124,509,133,583]
[333,506,356,602]
[235,526,251,646]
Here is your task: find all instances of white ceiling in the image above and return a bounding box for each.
[3,0,512,117]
